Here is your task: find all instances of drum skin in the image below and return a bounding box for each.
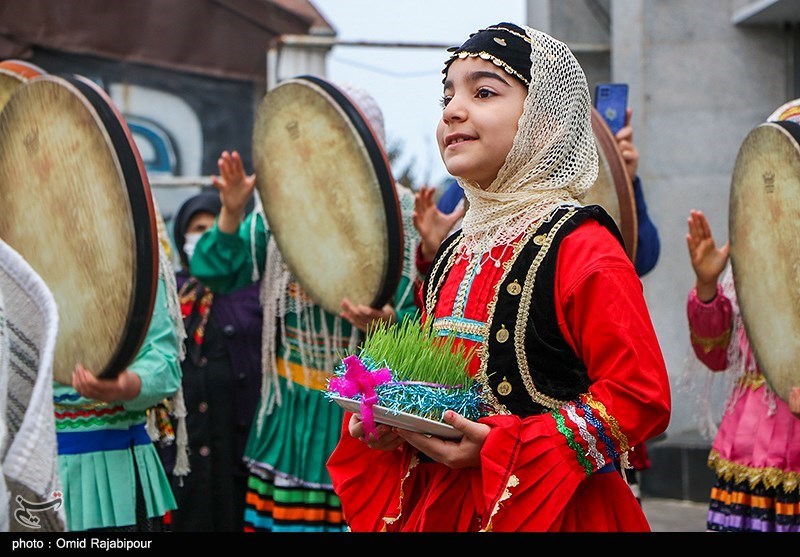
[0,74,158,385]
[585,107,638,262]
[729,121,800,403]
[252,76,403,315]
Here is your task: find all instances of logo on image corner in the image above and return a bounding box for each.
[13,491,63,529]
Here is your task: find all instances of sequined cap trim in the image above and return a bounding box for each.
[451,50,530,87]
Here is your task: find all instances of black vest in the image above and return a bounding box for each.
[424,205,625,418]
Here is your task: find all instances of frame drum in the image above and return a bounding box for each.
[252,76,403,315]
[585,107,638,262]
[0,59,45,113]
[0,74,158,385]
[729,120,800,403]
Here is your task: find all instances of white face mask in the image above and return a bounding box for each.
[183,232,203,263]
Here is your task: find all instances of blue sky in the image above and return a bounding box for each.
[310,1,527,187]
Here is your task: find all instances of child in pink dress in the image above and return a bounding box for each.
[685,209,800,532]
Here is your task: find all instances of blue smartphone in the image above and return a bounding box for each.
[594,83,628,135]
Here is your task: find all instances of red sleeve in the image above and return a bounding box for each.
[553,220,671,457]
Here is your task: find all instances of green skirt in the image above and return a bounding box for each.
[243,373,344,488]
[59,442,176,531]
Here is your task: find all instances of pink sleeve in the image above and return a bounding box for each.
[686,286,733,371]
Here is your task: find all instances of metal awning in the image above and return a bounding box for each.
[0,0,335,82]
[733,0,800,25]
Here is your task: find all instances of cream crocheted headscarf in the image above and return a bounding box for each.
[445,24,598,261]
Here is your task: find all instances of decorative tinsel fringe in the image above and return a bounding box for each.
[159,245,187,362]
[145,407,160,442]
[171,385,190,482]
[327,356,491,422]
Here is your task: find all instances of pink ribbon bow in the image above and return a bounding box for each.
[329,355,391,442]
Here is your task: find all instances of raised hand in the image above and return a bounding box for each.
[686,209,729,302]
[211,150,256,233]
[413,185,466,261]
[616,108,639,181]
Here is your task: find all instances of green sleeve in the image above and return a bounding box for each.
[189,212,268,294]
[124,277,182,411]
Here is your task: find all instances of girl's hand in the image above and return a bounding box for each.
[72,364,142,403]
[339,298,396,333]
[212,150,256,233]
[413,185,465,261]
[686,209,729,302]
[392,410,490,469]
[347,413,404,451]
[615,108,639,181]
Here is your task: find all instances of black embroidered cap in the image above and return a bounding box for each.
[442,22,533,86]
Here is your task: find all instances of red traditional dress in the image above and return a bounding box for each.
[327,206,671,532]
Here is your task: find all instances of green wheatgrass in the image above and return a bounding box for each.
[356,315,476,390]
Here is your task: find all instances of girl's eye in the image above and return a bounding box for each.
[476,88,495,99]
[439,95,451,108]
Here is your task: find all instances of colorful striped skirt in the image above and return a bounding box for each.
[242,362,348,532]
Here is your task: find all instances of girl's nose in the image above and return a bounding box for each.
[442,94,466,124]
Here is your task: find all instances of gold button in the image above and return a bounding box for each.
[506,279,521,296]
[496,324,509,344]
[497,377,512,396]
[533,234,547,246]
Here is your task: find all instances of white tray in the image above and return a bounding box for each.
[329,395,462,440]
